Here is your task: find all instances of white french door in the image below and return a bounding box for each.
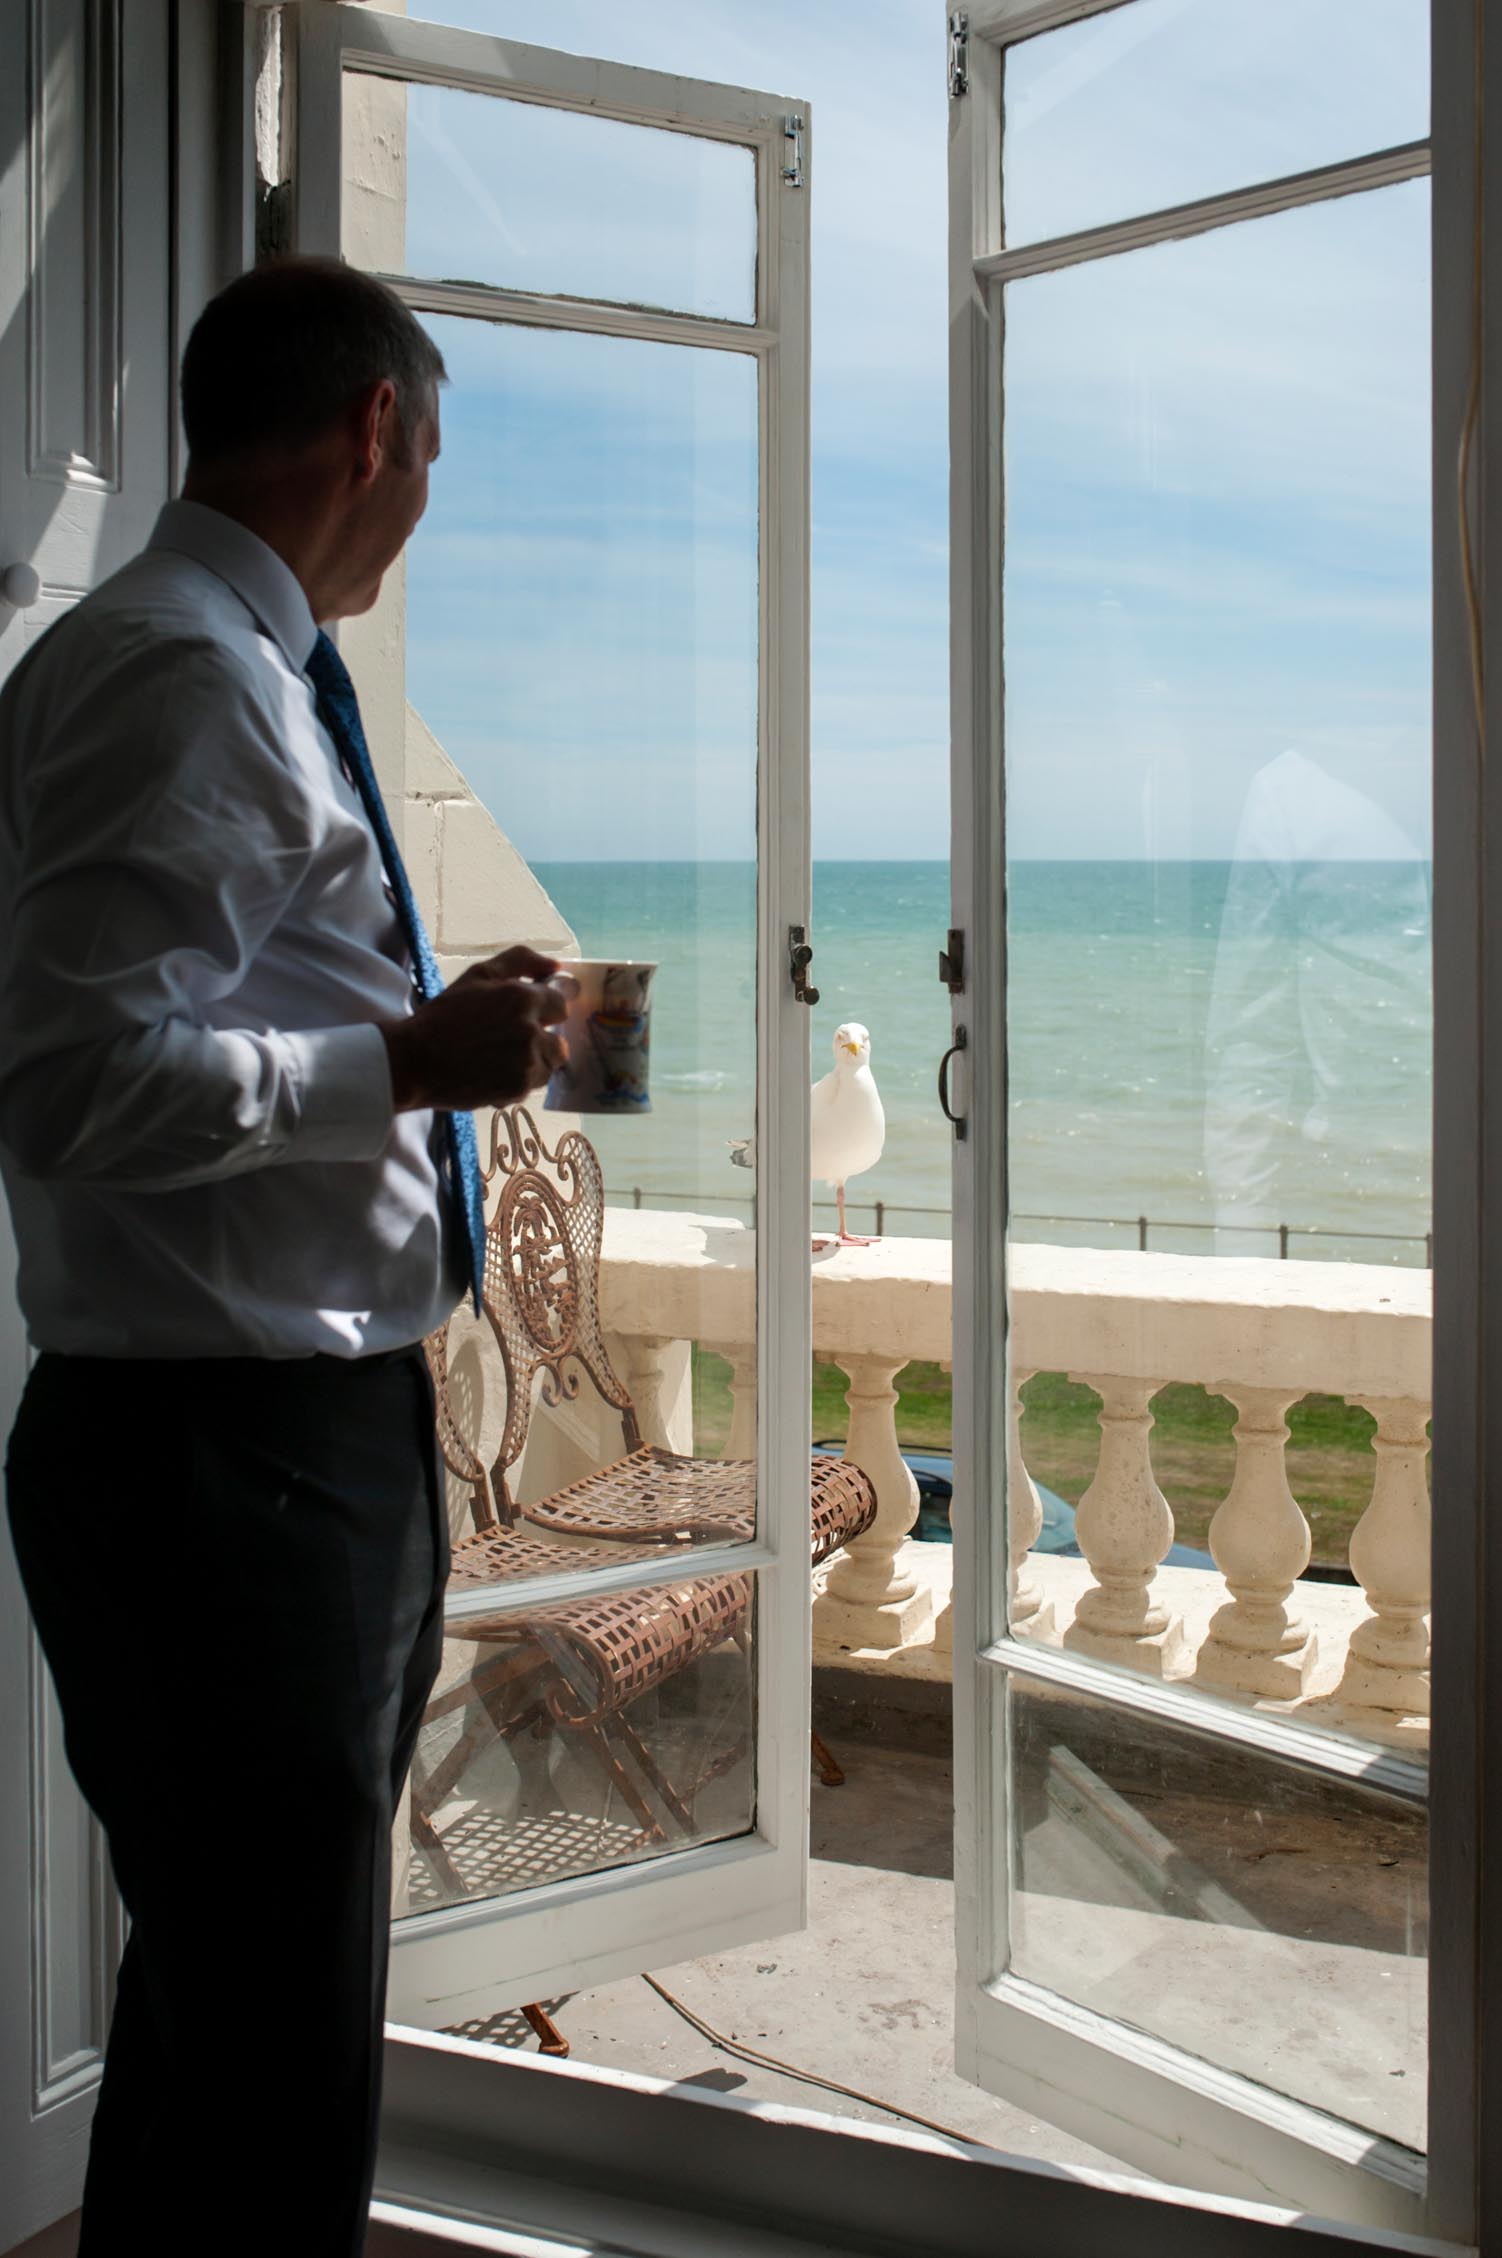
[294,6,814,2030]
[947,0,1465,2236]
[0,2,173,2247]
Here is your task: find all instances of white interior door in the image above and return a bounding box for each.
[948,0,1438,2233]
[293,5,815,2030]
[0,1,172,2245]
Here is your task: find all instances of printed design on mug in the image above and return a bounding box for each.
[546,960,658,1116]
[586,966,653,1111]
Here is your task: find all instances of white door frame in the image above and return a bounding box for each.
[290,3,815,2026]
[946,0,1496,2243]
[0,1,183,2245]
[359,3,1499,2251]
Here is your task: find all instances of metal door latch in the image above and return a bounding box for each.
[938,1025,968,1140]
[939,928,966,994]
[788,925,820,1005]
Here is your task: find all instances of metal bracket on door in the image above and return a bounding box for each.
[938,1025,968,1140]
[782,114,805,188]
[789,925,820,1005]
[939,928,966,995]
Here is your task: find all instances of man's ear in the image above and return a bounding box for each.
[352,378,400,482]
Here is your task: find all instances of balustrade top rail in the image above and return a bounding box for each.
[607,1186,1432,1265]
[597,1215,1430,1401]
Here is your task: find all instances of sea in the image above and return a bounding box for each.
[533,860,1434,1269]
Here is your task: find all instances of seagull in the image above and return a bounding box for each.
[729,1022,885,1248]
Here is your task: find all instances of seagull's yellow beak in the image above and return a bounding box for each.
[844,1039,862,1056]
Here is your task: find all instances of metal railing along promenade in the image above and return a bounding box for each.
[607,1185,1433,1266]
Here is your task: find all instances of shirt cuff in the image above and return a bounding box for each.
[280,1022,396,1162]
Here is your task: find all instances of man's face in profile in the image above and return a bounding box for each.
[346,388,441,617]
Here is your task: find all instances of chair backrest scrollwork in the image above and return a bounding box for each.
[481,1106,641,1517]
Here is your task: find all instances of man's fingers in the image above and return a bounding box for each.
[486,945,561,983]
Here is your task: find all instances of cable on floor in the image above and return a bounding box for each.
[640,1973,976,2147]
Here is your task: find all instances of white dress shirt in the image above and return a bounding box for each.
[0,500,462,1357]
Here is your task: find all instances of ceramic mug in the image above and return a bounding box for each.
[543,960,657,1115]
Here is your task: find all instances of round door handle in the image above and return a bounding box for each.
[937,1025,968,1141]
[2,562,41,609]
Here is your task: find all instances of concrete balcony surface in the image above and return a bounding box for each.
[449,1712,1425,2168]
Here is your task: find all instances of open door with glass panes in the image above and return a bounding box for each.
[947,0,1434,2231]
[293,5,814,2030]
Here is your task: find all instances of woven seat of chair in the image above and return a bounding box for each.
[522,1445,876,1569]
[447,1524,644,1594]
[519,1446,755,1548]
[409,1807,652,1910]
[810,1453,876,1564]
[524,1571,752,1729]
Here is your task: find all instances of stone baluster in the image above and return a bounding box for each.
[1064,1374,1188,1675]
[1008,1369,1056,1644]
[614,1333,693,1455]
[1337,1396,1431,1718]
[815,1355,932,1650]
[1196,1386,1318,1698]
[703,1342,758,1462]
[940,1367,1055,1657]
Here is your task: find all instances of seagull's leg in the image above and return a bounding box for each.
[837,1182,876,1249]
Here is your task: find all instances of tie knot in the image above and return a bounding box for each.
[306,629,353,703]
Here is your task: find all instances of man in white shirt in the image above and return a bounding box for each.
[0,258,565,2256]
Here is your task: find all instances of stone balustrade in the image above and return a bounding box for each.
[594,1214,1432,1747]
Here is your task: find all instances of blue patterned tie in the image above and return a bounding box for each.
[306,630,485,1315]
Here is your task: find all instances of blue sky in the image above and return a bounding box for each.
[396,0,1430,861]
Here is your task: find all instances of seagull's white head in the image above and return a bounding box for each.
[834,1022,871,1066]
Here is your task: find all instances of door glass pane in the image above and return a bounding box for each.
[389,308,765,1915]
[1007,1680,1426,2151]
[1002,177,1432,1700]
[393,311,759,1593]
[342,68,756,320]
[1003,0,1428,248]
[402,1573,756,1917]
[997,172,1431,2149]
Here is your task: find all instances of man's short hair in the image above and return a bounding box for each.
[181,256,446,466]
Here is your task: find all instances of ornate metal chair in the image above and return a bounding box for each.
[472,1107,871,1564]
[404,1109,876,2050]
[461,1108,873,1675]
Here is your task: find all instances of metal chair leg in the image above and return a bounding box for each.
[522,2001,570,2056]
[810,1728,845,1788]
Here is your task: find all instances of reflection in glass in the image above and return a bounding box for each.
[342,68,756,321]
[1008,1681,1427,2149]
[402,1572,756,1914]
[1003,0,1427,248]
[1003,183,1431,1264]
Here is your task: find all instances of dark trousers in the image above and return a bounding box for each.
[5,1346,449,2258]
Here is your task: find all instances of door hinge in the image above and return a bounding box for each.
[939,929,966,995]
[789,925,820,1005]
[948,12,969,100]
[782,114,805,189]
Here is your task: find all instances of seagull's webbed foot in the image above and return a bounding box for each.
[829,1188,879,1249]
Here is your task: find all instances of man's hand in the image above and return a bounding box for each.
[380,946,568,1113]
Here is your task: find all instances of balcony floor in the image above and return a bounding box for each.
[444,1654,1427,2175]
[447,1735,1130,2175]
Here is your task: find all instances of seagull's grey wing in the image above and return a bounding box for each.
[727,1136,756,1171]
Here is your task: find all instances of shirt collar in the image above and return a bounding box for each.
[147,500,319,674]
